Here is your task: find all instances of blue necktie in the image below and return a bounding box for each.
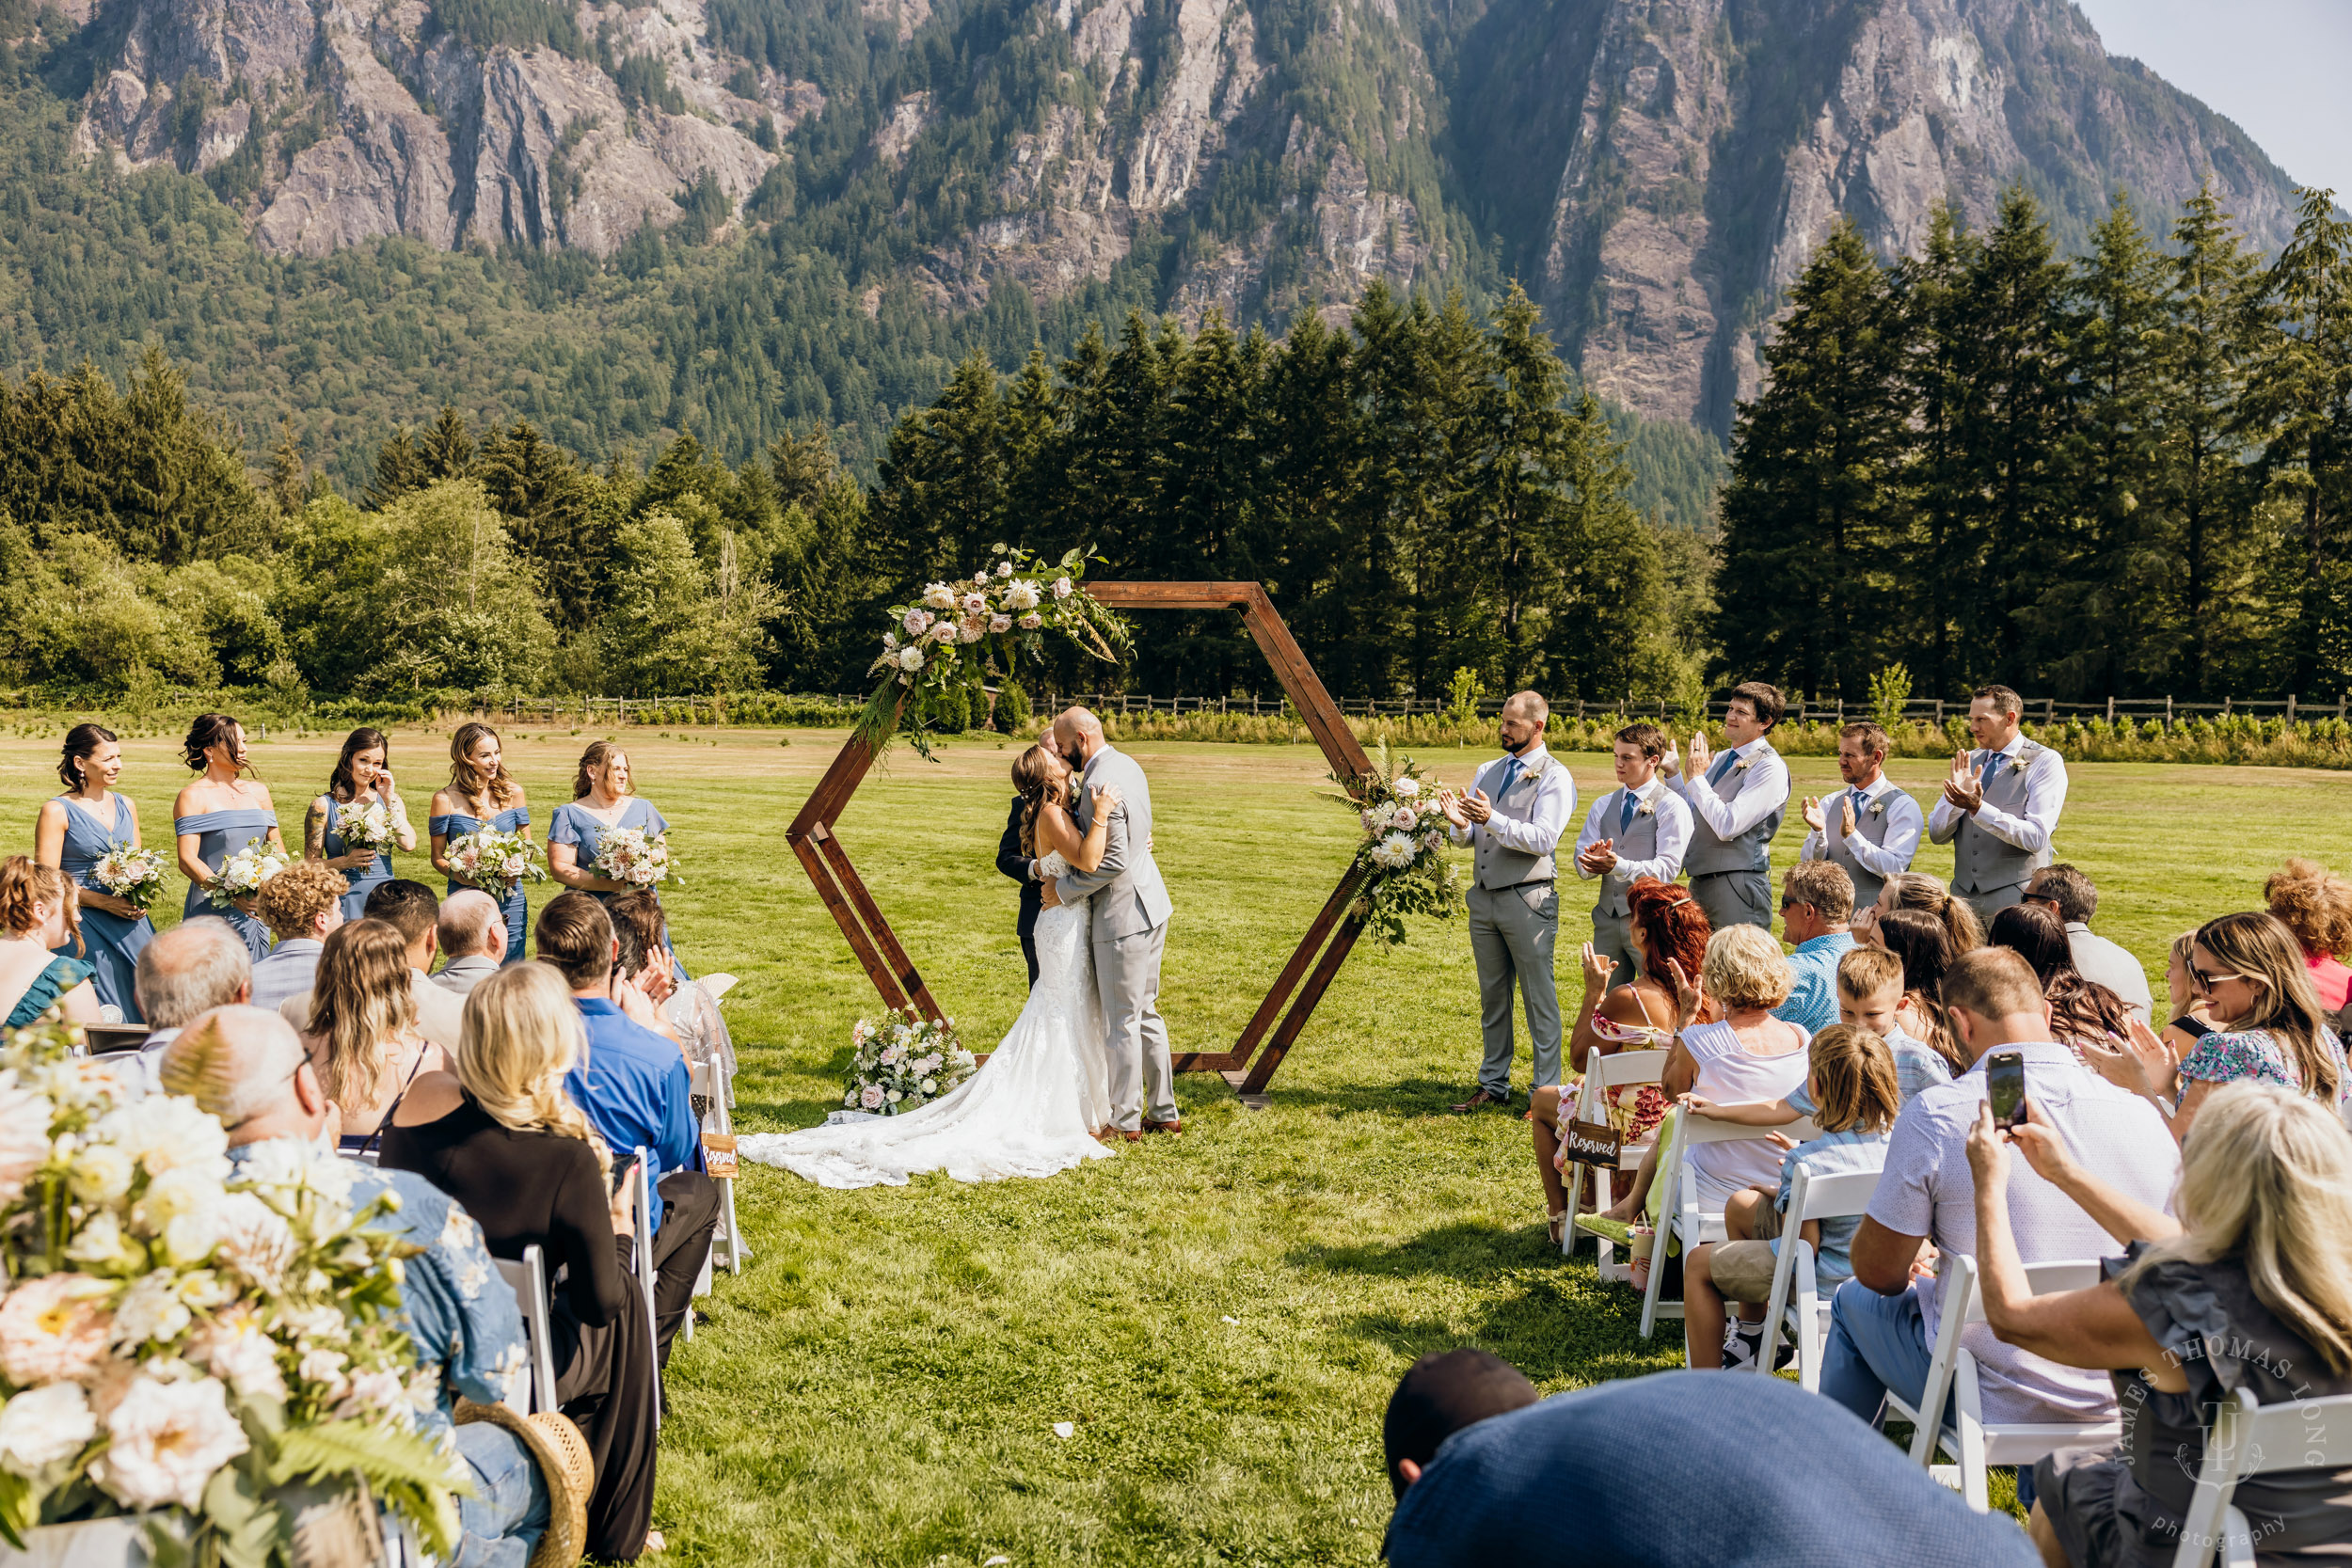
[1493,755,1522,800]
[1980,752,2007,789]
[1849,787,1867,817]
[1706,748,1737,785]
[1618,790,1637,832]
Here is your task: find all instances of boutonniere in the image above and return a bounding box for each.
[1636,798,1657,817]
[1518,755,1550,782]
[1867,798,1886,816]
[1733,754,1754,773]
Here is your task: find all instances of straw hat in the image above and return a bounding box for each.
[453,1399,594,1568]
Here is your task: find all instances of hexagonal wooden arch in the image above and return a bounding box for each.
[786,582,1375,1101]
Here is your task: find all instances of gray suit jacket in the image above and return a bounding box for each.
[433,954,501,998]
[1054,744,1173,939]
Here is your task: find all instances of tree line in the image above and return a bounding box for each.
[1719,182,2352,703]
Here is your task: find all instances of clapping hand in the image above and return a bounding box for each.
[1942,752,1985,814]
[1577,837,1618,877]
[2078,1019,2175,1102]
[1686,731,1713,780]
[1801,795,1826,833]
[1580,942,1616,993]
[1665,957,1708,1029]
[1457,786,1495,825]
[1437,789,1471,830]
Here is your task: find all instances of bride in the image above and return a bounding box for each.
[738,745,1119,1188]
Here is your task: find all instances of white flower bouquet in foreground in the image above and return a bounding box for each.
[0,1018,466,1562]
[334,800,398,861]
[1327,740,1461,946]
[444,827,545,904]
[841,1008,976,1116]
[87,846,170,912]
[591,826,679,890]
[204,838,289,911]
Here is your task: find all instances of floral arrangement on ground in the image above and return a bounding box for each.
[1329,740,1461,946]
[841,1008,977,1116]
[0,1018,467,1565]
[858,545,1130,755]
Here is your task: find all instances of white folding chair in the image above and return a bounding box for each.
[1883,1253,2119,1511]
[629,1148,661,1430]
[1639,1107,1820,1338]
[1754,1159,1885,1389]
[2173,1386,2352,1566]
[692,1055,747,1275]
[1561,1049,1669,1278]
[492,1244,560,1415]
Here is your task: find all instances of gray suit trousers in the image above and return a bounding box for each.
[1095,918,1176,1131]
[1960,882,2027,924]
[1691,869,1773,933]
[1467,882,1562,1097]
[1589,906,1638,989]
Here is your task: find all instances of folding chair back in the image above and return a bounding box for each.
[1638,1107,1820,1338]
[629,1149,660,1430]
[1755,1157,1884,1387]
[1563,1048,1669,1271]
[492,1244,560,1415]
[691,1055,746,1275]
[2171,1386,2352,1567]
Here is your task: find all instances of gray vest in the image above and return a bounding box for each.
[1594,789,1660,918]
[1472,756,1558,891]
[1951,741,2052,895]
[1821,787,1899,911]
[1684,749,1784,877]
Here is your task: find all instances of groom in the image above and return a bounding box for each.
[1041,706,1178,1140]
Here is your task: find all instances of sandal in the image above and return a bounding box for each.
[1547,1208,1568,1244]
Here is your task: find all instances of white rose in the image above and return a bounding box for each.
[93,1375,247,1512]
[1052,577,1073,599]
[112,1271,191,1349]
[989,613,1012,634]
[1392,776,1421,798]
[190,1317,284,1402]
[0,1382,97,1477]
[960,618,984,643]
[922,582,958,610]
[885,1089,902,1103]
[996,562,1014,578]
[901,607,932,637]
[919,1079,938,1095]
[1018,612,1041,630]
[961,593,987,616]
[896,645,925,673]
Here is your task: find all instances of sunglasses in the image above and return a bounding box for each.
[2189,966,2249,993]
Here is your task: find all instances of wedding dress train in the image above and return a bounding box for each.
[738,854,1116,1188]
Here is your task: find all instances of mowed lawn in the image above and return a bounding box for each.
[0,725,2344,1566]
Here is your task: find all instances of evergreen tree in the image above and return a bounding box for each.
[421,406,476,482]
[475,420,605,631]
[1895,203,1986,698]
[268,418,310,517]
[868,351,1008,591]
[366,429,428,510]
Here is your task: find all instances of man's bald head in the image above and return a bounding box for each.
[438,889,504,961]
[158,1006,319,1144]
[135,917,251,1028]
[1502,690,1549,725]
[1052,706,1105,765]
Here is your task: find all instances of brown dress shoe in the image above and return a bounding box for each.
[1450,1088,1510,1113]
[1142,1118,1183,1135]
[1121,1130,1144,1143]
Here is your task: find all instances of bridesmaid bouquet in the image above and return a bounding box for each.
[336,799,399,859]
[592,826,680,889]
[445,827,545,903]
[841,1007,976,1116]
[205,837,290,911]
[89,843,171,911]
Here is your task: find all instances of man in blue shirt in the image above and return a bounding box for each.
[536,893,718,1367]
[1773,860,1855,1037]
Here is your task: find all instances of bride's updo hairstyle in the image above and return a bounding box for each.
[458,962,612,1183]
[1011,745,1068,857]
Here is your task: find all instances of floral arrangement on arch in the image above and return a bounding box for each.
[1328,739,1462,947]
[857,544,1129,754]
[840,1008,977,1116]
[0,1018,468,1563]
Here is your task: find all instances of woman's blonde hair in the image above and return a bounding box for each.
[448,721,520,810]
[0,857,80,957]
[1805,1024,1901,1134]
[572,741,630,801]
[304,919,419,1114]
[2122,1081,2352,1373]
[2196,911,2338,1105]
[1883,872,1985,953]
[1701,924,1793,1011]
[457,963,612,1182]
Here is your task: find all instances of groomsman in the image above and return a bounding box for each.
[1573,721,1692,982]
[1927,684,2068,921]
[1438,690,1576,1113]
[1797,721,1922,911]
[1668,682,1790,932]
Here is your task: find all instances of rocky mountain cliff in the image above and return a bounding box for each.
[48,0,2308,434]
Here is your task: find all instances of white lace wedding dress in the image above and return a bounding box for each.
[739,852,1116,1188]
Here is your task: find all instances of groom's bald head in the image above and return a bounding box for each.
[1052,707,1104,764]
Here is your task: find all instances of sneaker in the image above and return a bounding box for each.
[1722,1323,1765,1370]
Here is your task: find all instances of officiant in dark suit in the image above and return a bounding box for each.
[996,794,1043,987]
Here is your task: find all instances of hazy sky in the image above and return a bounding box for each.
[2070,0,2352,199]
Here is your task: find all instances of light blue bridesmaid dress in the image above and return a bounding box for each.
[51,794,155,1023]
[173,807,279,962]
[429,804,531,964]
[547,797,687,979]
[323,796,395,923]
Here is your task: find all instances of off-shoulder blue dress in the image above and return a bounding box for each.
[174,807,278,961]
[547,798,687,978]
[51,794,155,1022]
[429,803,531,964]
[323,796,395,922]
[8,954,92,1026]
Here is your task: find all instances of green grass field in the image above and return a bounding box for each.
[4,727,2346,1565]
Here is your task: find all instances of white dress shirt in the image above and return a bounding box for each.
[1799,772,1923,881]
[1573,777,1691,886]
[1447,744,1576,861]
[2066,922,2154,1027]
[1672,736,1789,841]
[1927,734,2068,854]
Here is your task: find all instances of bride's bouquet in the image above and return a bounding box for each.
[205,836,290,911]
[840,1007,976,1116]
[1327,739,1461,946]
[87,843,170,911]
[335,798,399,861]
[592,826,679,890]
[444,827,545,903]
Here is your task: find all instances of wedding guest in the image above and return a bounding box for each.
[364,879,465,1050]
[34,723,154,1021]
[1968,1082,2352,1568]
[171,713,282,961]
[295,918,449,1159]
[247,860,346,1013]
[611,890,734,1087]
[384,963,663,1561]
[535,892,715,1365]
[1529,878,1710,1241]
[1836,946,1954,1099]
[997,759,1046,988]
[1774,861,1855,1036]
[430,721,532,965]
[2159,929,2220,1061]
[2263,857,2352,1015]
[548,744,684,980]
[0,858,100,1026]
[1668,681,1790,933]
[1873,909,1969,1076]
[132,917,251,1070]
[307,726,414,922]
[1572,722,1692,979]
[1438,691,1575,1113]
[2024,863,2153,1025]
[1989,903,2134,1053]
[434,890,508,999]
[1927,686,2068,922]
[1798,721,1922,911]
[1852,869,1985,956]
[1382,1349,1537,1499]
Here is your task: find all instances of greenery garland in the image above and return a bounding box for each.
[1327,740,1463,946]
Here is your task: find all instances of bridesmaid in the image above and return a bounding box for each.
[429,721,532,964]
[548,741,686,978]
[34,723,155,1022]
[308,727,415,922]
[172,713,283,962]
[0,859,101,1027]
